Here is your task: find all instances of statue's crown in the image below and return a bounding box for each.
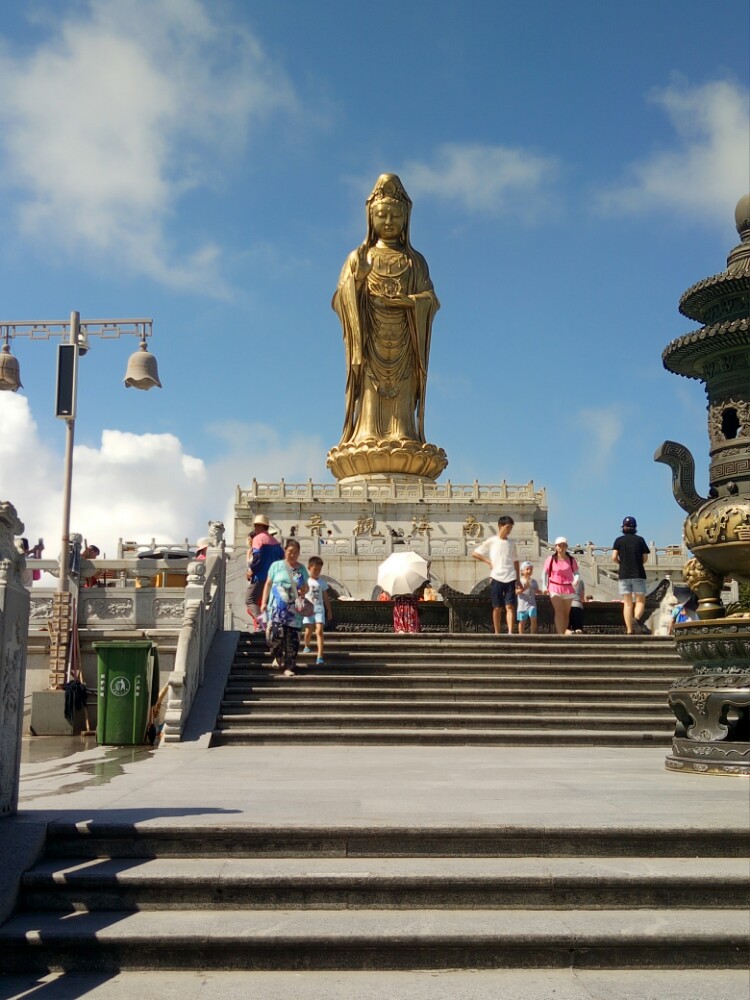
[369,173,410,205]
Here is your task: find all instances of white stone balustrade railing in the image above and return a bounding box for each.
[539,540,688,597]
[116,539,193,557]
[238,478,547,507]
[553,541,688,572]
[331,536,685,576]
[26,557,198,630]
[162,547,226,743]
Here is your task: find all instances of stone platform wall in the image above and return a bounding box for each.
[230,477,548,626]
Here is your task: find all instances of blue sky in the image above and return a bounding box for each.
[0,0,748,554]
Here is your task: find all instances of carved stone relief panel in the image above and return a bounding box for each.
[81,598,134,621]
[153,598,185,620]
[29,597,54,621]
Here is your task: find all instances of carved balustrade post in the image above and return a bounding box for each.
[0,502,30,816]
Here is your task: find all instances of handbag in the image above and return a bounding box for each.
[286,565,314,618]
[295,595,315,617]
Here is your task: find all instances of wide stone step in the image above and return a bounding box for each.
[234,651,681,667]
[46,819,750,859]
[212,726,672,746]
[238,635,675,649]
[0,908,745,973]
[43,823,749,858]
[219,699,670,715]
[227,669,678,684]
[22,857,747,911]
[216,711,672,730]
[221,689,666,706]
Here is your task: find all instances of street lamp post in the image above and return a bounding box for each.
[0,311,161,687]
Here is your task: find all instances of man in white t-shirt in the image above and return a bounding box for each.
[472,515,520,634]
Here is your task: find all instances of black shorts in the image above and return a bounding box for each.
[568,606,584,631]
[491,579,517,608]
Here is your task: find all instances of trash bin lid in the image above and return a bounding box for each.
[93,640,154,649]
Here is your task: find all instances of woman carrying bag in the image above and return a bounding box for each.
[543,537,579,635]
[261,539,310,676]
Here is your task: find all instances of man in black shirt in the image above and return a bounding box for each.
[612,516,650,634]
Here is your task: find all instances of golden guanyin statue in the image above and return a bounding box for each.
[327,174,448,481]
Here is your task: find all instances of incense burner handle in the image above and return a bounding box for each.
[654,440,707,515]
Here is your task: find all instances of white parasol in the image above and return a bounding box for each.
[377,551,430,597]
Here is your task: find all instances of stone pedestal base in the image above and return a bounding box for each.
[327,440,447,481]
[666,738,750,775]
[666,618,750,776]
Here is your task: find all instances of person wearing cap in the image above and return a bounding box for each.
[194,538,210,561]
[543,537,579,634]
[246,514,284,628]
[612,516,650,634]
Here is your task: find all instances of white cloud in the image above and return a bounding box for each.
[0,0,297,293]
[596,78,750,222]
[0,394,328,557]
[402,143,560,219]
[574,405,625,473]
[0,393,63,551]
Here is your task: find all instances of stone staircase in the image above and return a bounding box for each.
[212,633,682,746]
[1,824,747,974]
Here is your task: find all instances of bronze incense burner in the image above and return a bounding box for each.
[656,194,750,775]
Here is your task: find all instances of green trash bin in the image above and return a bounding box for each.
[95,641,159,746]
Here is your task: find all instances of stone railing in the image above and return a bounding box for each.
[162,547,226,743]
[544,541,688,595]
[27,558,191,630]
[330,584,671,635]
[116,539,194,557]
[237,478,547,506]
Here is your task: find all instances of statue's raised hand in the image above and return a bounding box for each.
[354,247,373,281]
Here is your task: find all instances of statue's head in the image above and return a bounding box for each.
[365,174,413,248]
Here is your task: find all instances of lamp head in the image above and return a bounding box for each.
[0,341,22,391]
[124,340,162,390]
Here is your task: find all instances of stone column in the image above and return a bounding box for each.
[0,502,30,817]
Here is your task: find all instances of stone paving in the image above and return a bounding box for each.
[11,737,750,830]
[1,968,747,1000]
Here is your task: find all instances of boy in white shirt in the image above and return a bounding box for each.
[302,556,333,665]
[472,515,520,634]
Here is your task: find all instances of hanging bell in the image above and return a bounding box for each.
[0,342,22,391]
[124,340,162,390]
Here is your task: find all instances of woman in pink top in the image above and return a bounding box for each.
[543,537,579,634]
